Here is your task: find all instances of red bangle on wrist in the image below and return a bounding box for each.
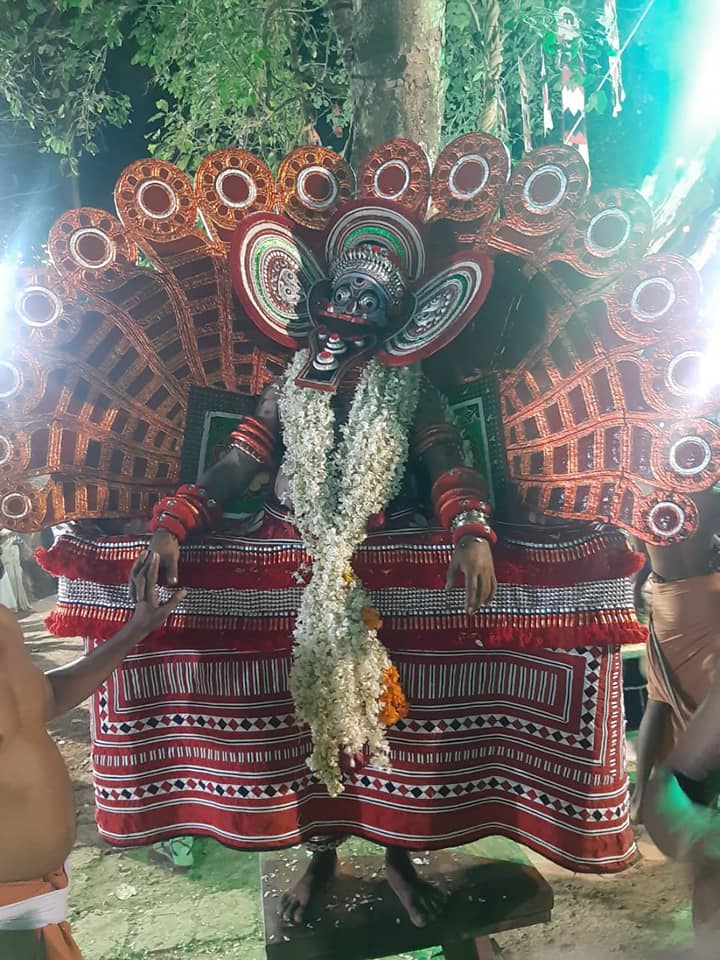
[228,415,275,465]
[435,482,492,528]
[150,484,222,542]
[452,523,497,547]
[439,498,491,529]
[150,512,186,542]
[176,484,223,526]
[431,467,487,503]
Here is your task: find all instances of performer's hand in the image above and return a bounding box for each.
[446,536,497,613]
[129,530,181,600]
[128,551,186,635]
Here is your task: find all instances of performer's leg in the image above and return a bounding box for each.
[666,668,720,786]
[673,776,720,945]
[384,845,446,928]
[692,855,720,946]
[645,670,720,864]
[644,769,720,955]
[630,698,671,824]
[280,836,344,926]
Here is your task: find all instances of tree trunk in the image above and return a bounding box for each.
[332,0,447,165]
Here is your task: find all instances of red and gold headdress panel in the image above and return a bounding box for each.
[229,138,500,384]
[1,131,719,544]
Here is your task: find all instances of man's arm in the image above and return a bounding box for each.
[44,551,185,720]
[198,380,281,504]
[134,383,280,592]
[412,379,497,611]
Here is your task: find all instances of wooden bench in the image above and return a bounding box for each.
[261,849,553,960]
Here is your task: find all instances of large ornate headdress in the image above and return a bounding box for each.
[0,133,718,544]
[228,142,497,388]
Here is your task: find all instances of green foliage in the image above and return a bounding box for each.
[0,0,615,175]
[444,0,614,151]
[130,0,348,169]
[0,0,132,173]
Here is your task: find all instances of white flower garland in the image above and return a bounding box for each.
[278,350,421,795]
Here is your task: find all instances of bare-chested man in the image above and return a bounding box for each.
[0,551,184,959]
[631,487,720,824]
[643,646,720,953]
[626,488,720,952]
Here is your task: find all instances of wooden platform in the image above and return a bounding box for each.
[261,850,553,960]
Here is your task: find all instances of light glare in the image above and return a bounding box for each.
[0,263,17,351]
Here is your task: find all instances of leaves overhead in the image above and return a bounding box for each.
[443,0,614,152]
[0,0,132,174]
[131,0,348,170]
[0,0,618,176]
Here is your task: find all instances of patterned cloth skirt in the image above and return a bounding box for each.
[39,505,645,872]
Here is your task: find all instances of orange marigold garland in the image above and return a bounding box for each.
[361,605,383,631]
[378,665,409,726]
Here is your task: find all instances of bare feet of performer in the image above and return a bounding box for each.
[280,843,445,928]
[384,846,446,927]
[280,848,339,925]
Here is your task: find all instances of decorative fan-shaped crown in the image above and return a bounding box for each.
[0,132,717,545]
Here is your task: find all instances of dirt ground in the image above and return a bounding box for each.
[24,598,695,960]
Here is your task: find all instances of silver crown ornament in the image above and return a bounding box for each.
[329,247,407,307]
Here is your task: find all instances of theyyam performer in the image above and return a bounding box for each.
[2,132,717,925]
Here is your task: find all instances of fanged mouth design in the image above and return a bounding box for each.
[318,303,372,326]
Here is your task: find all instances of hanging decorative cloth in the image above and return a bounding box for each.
[604,0,626,117]
[556,5,590,170]
[541,47,554,135]
[517,55,533,152]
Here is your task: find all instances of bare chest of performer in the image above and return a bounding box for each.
[0,604,76,883]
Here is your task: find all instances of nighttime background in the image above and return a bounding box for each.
[0,0,712,262]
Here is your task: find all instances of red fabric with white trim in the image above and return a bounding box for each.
[39,512,643,871]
